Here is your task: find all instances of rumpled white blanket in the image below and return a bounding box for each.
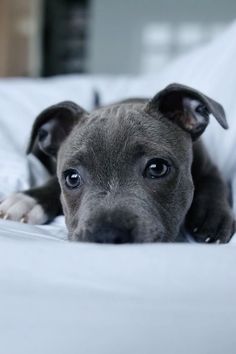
[0,20,236,354]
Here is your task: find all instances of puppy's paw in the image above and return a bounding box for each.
[186,198,235,244]
[0,193,48,225]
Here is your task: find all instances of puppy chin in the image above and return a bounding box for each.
[67,222,180,244]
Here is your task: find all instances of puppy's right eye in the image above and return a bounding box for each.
[64,169,81,189]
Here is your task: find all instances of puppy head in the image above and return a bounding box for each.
[28,84,228,243]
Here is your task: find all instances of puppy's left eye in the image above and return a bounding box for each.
[64,169,81,189]
[143,158,170,179]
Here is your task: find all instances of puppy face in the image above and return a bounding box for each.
[28,84,227,243]
[57,102,193,242]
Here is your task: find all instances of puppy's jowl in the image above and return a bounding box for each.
[0,84,235,243]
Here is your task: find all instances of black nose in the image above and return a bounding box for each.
[91,226,133,244]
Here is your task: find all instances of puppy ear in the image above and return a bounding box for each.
[146,83,228,139]
[27,101,88,158]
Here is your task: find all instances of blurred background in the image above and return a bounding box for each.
[0,0,236,77]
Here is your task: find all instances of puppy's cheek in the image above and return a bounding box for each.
[64,215,79,240]
[60,194,81,237]
[0,193,48,225]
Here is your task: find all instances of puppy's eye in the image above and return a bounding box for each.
[64,169,81,189]
[143,158,170,179]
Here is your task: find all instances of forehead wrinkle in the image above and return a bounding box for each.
[61,152,87,169]
[116,139,177,163]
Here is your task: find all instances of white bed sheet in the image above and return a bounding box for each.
[0,20,236,354]
[0,220,236,354]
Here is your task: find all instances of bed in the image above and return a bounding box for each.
[0,21,236,354]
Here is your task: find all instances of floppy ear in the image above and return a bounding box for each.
[145,83,228,140]
[27,101,88,158]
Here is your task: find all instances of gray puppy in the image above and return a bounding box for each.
[0,83,235,243]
